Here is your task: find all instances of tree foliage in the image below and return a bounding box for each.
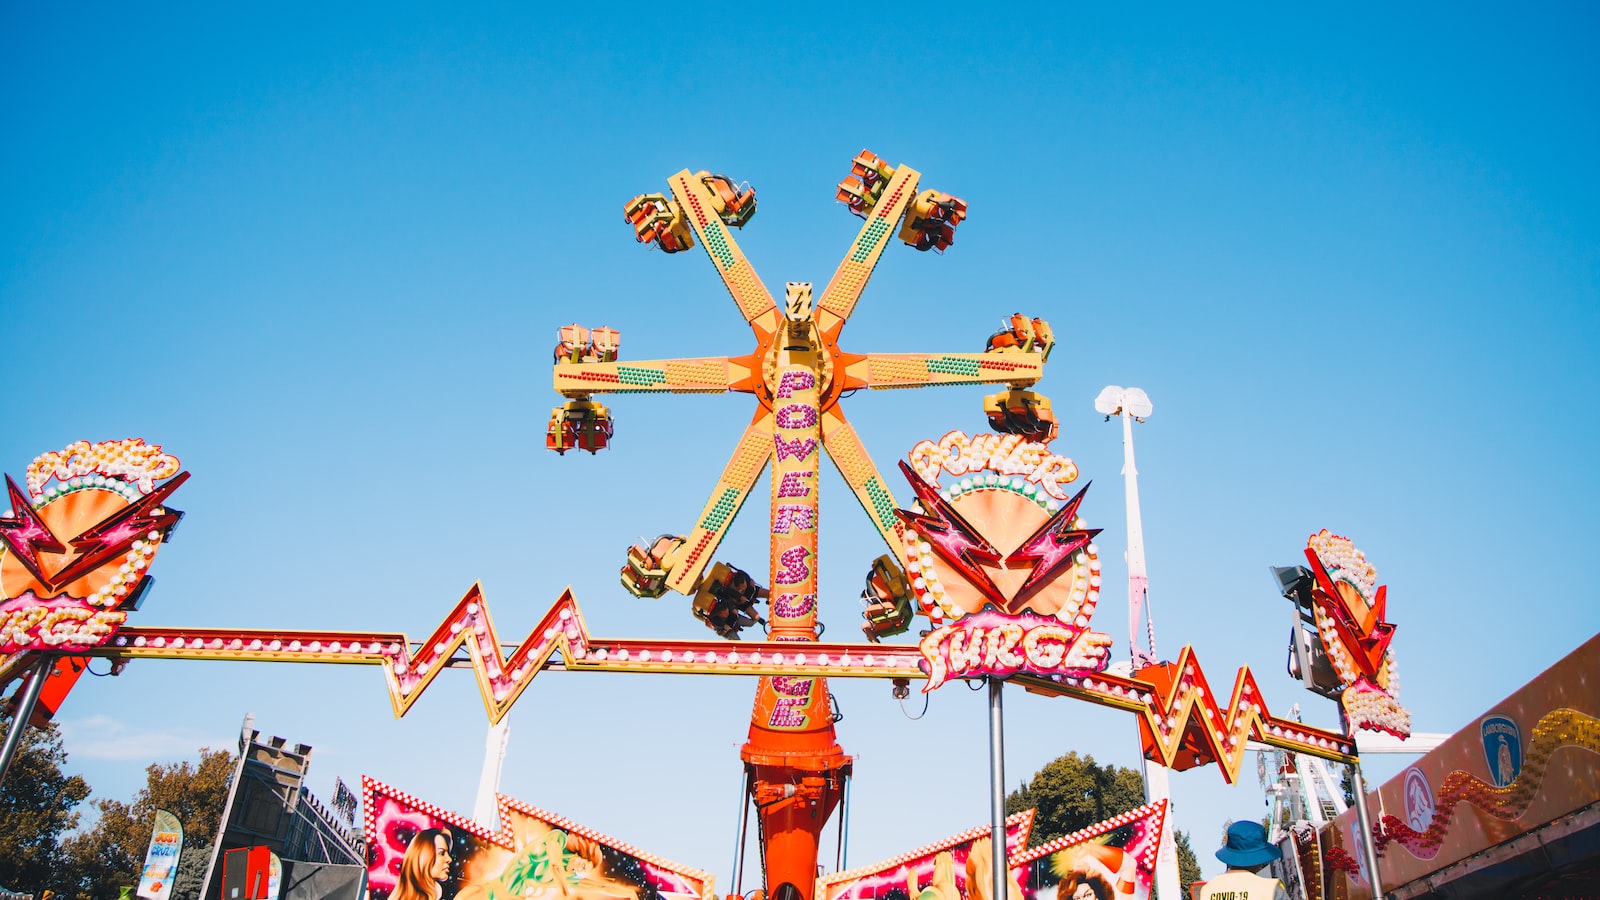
[1004,752,1147,845]
[62,747,234,900]
[0,710,91,895]
[1004,752,1202,900]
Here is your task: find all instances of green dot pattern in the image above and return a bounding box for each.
[617,365,668,386]
[702,222,737,269]
[864,476,898,530]
[849,219,892,263]
[925,356,982,377]
[700,487,742,532]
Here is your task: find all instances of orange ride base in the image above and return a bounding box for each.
[742,674,852,900]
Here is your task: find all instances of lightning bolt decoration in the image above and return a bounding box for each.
[894,460,1006,604]
[101,586,930,723]
[86,586,1357,771]
[0,441,190,713]
[1304,529,1410,737]
[49,471,188,588]
[1009,481,1100,606]
[1017,644,1358,782]
[0,475,66,586]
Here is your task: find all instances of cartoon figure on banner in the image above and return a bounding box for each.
[818,811,1035,900]
[1051,843,1135,900]
[365,780,712,900]
[964,840,1023,900]
[465,821,641,900]
[900,843,1021,900]
[394,829,454,900]
[893,431,1113,690]
[911,852,958,900]
[1012,802,1165,900]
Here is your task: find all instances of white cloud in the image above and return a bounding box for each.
[57,715,221,762]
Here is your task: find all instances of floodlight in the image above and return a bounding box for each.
[1094,385,1153,420]
[1286,624,1343,699]
[1271,565,1315,611]
[1122,387,1153,419]
[1094,385,1125,416]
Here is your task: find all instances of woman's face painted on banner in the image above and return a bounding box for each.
[431,834,453,880]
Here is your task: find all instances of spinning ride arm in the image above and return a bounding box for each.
[663,413,776,595]
[815,163,922,329]
[553,357,745,396]
[665,170,780,327]
[845,350,1046,390]
[820,408,910,570]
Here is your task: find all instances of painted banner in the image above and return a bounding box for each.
[816,810,1035,900]
[1011,801,1167,900]
[266,852,282,900]
[136,809,184,900]
[815,803,1166,900]
[363,777,714,900]
[1318,632,1600,899]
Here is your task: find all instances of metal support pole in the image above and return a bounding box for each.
[1348,760,1386,899]
[1339,710,1386,899]
[732,768,752,897]
[834,773,845,873]
[0,654,53,790]
[839,769,852,873]
[987,678,1008,900]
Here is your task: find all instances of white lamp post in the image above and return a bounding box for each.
[473,719,510,827]
[1094,386,1180,900]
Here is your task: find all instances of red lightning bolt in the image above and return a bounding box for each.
[47,472,189,590]
[1008,482,1100,608]
[1304,547,1395,678]
[894,461,1007,605]
[0,475,67,587]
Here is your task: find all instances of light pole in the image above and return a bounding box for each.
[473,719,510,827]
[1094,386,1180,900]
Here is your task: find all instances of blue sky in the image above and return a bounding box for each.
[3,1,1597,883]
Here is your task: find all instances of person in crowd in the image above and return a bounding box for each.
[1199,821,1290,900]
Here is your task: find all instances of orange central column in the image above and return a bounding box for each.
[742,288,850,900]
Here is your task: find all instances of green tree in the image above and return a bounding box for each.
[1004,752,1201,900]
[0,710,92,894]
[63,748,234,900]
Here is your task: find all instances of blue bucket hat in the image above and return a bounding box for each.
[1215,821,1282,868]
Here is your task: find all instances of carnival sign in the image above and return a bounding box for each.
[0,439,188,678]
[896,432,1112,690]
[918,607,1110,691]
[136,809,184,900]
[1303,530,1410,737]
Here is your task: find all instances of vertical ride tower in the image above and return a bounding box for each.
[549,154,1053,900]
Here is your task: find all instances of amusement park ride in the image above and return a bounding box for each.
[0,151,1418,900]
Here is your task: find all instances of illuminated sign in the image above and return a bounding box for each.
[0,439,186,667]
[896,431,1111,688]
[918,607,1110,691]
[908,431,1079,501]
[0,594,126,652]
[1304,530,1410,737]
